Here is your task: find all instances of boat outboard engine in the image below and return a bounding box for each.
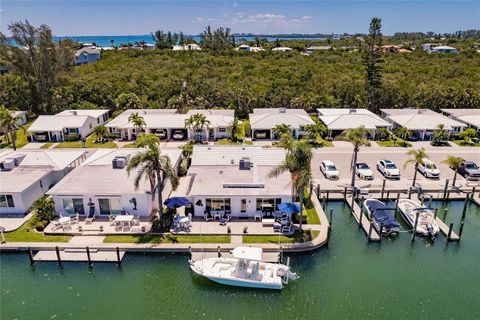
[426,223,435,239]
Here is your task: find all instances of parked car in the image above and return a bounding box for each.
[417,158,440,178]
[377,160,401,179]
[172,130,185,140]
[355,162,374,180]
[320,160,339,179]
[458,161,480,180]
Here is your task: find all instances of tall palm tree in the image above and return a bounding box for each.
[305,122,327,143]
[404,147,428,187]
[269,140,312,230]
[272,124,291,139]
[185,113,210,141]
[344,126,371,188]
[0,106,24,150]
[227,118,242,142]
[135,133,160,148]
[441,156,463,187]
[396,127,412,146]
[128,112,146,138]
[127,141,179,228]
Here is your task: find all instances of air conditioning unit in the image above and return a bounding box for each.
[1,158,16,171]
[112,154,130,169]
[239,157,252,170]
[279,107,286,113]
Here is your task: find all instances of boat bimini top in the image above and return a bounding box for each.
[231,247,263,261]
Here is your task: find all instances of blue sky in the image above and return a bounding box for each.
[1,1,479,36]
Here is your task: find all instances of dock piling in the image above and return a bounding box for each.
[461,194,469,222]
[326,190,330,202]
[367,224,373,242]
[443,179,449,200]
[385,190,390,203]
[411,212,419,242]
[381,180,386,200]
[378,225,383,242]
[427,194,432,208]
[217,246,221,258]
[86,246,92,268]
[55,246,62,267]
[188,246,192,260]
[322,195,326,209]
[0,227,5,244]
[350,195,355,213]
[359,197,364,228]
[408,187,412,199]
[447,223,454,242]
[443,208,448,220]
[27,247,34,266]
[434,208,438,221]
[395,193,400,218]
[459,221,465,239]
[343,186,347,200]
[329,208,333,227]
[116,247,121,266]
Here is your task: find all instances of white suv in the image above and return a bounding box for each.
[377,160,401,179]
[320,160,339,179]
[418,158,440,178]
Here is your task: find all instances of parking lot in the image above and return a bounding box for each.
[311,146,480,192]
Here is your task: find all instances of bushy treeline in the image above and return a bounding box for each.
[2,47,477,119]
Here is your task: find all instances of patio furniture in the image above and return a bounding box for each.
[262,218,275,227]
[70,213,79,225]
[203,211,213,222]
[282,223,293,233]
[273,222,282,232]
[254,212,262,222]
[114,224,122,232]
[212,211,223,221]
[219,214,231,226]
[85,207,96,224]
[108,215,115,222]
[122,225,131,232]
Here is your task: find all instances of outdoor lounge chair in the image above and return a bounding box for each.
[282,223,293,234]
[203,211,213,222]
[273,222,282,232]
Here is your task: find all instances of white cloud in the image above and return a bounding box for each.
[302,15,311,21]
[192,17,206,23]
[190,12,312,28]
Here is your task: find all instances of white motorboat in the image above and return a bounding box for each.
[189,247,298,290]
[398,199,440,238]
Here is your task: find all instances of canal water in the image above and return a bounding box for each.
[1,200,479,320]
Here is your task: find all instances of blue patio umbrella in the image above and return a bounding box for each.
[163,197,191,209]
[277,202,301,215]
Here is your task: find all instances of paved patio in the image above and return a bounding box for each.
[44,217,152,235]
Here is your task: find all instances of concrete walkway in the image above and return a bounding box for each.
[22,142,45,149]
[69,236,106,245]
[0,213,32,232]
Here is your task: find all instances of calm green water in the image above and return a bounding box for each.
[1,200,480,320]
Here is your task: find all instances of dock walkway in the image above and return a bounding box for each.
[33,248,125,263]
[345,196,380,242]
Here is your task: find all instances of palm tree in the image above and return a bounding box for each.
[344,126,371,188]
[135,134,160,148]
[227,118,242,142]
[441,156,463,187]
[395,127,412,146]
[272,124,291,139]
[305,122,327,144]
[128,112,146,138]
[185,113,210,141]
[0,106,24,150]
[127,141,179,228]
[92,125,108,142]
[404,147,428,187]
[269,140,312,230]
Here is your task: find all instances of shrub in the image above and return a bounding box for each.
[34,220,47,232]
[32,197,55,222]
[65,134,80,142]
[178,158,189,177]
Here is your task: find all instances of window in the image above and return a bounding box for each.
[89,123,92,129]
[299,126,305,131]
[0,195,14,208]
[39,180,43,188]
[97,118,100,124]
[205,198,230,211]
[256,198,282,211]
[218,128,227,133]
[68,128,78,134]
[98,198,122,215]
[62,198,85,215]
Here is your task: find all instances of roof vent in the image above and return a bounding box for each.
[112,154,131,169]
[349,109,357,114]
[279,107,286,113]
[70,110,78,116]
[239,157,252,170]
[0,158,16,171]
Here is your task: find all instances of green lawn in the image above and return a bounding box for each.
[40,142,55,149]
[104,234,231,244]
[55,134,117,149]
[242,230,320,244]
[122,143,138,148]
[376,139,412,147]
[0,122,32,149]
[453,140,480,147]
[215,138,253,145]
[303,188,321,224]
[4,216,71,243]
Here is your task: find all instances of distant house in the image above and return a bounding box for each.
[28,109,109,142]
[441,109,480,133]
[272,47,293,52]
[249,108,314,140]
[317,108,392,138]
[187,146,291,219]
[47,148,182,218]
[0,149,87,215]
[105,109,233,141]
[75,48,101,66]
[236,44,265,52]
[421,43,458,54]
[381,45,401,53]
[306,46,333,53]
[381,108,466,140]
[172,43,201,51]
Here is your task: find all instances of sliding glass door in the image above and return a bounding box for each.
[98,198,122,215]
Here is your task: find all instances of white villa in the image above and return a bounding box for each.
[172,43,201,51]
[47,148,182,218]
[317,108,392,138]
[0,150,87,215]
[75,47,101,66]
[0,110,27,134]
[28,109,110,142]
[249,108,314,140]
[187,146,292,219]
[106,109,233,141]
[272,47,293,52]
[441,109,480,133]
[236,44,265,52]
[381,108,466,140]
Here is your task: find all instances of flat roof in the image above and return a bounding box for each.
[319,114,392,130]
[386,113,467,130]
[0,150,86,170]
[249,109,314,129]
[187,109,235,117]
[47,148,182,196]
[28,115,90,132]
[380,108,437,116]
[0,166,53,193]
[191,146,286,166]
[441,109,480,128]
[56,109,109,118]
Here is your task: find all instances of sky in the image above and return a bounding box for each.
[1,1,479,36]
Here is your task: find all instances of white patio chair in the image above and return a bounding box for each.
[204,212,213,222]
[273,222,282,233]
[282,223,293,234]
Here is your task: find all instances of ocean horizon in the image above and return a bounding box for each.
[52,34,326,47]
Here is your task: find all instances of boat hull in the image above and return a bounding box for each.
[398,199,439,237]
[204,274,283,290]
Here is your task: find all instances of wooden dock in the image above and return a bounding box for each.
[191,251,280,263]
[434,217,460,241]
[345,196,380,242]
[33,248,125,263]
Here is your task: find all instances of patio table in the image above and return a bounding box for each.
[115,215,134,222]
[59,217,71,224]
[212,211,223,220]
[262,218,275,226]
